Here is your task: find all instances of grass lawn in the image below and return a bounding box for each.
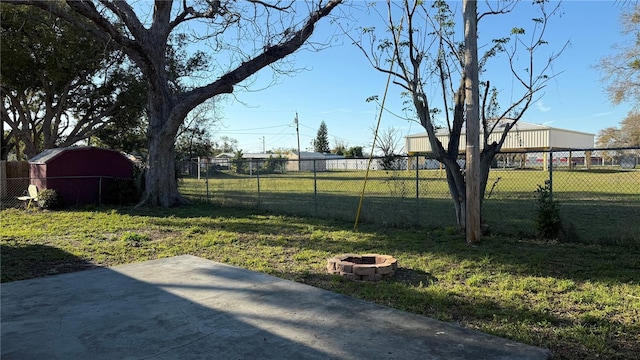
[1,205,639,360]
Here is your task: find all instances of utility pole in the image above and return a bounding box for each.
[262,136,265,153]
[295,112,301,171]
[464,0,481,243]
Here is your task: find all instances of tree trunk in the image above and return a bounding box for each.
[137,88,187,207]
[140,129,185,207]
[479,147,498,201]
[446,169,465,230]
[441,157,466,230]
[0,120,8,160]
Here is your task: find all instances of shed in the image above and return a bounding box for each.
[29,147,134,206]
[405,120,595,154]
[286,151,339,172]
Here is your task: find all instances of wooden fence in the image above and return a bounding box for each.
[1,161,29,198]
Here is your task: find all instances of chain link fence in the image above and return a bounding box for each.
[178,148,640,245]
[2,148,637,244]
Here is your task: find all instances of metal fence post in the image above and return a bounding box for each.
[98,176,102,205]
[313,159,318,216]
[415,154,420,226]
[548,149,553,200]
[256,160,261,209]
[205,162,210,203]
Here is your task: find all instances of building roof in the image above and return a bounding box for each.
[243,153,280,159]
[215,153,285,159]
[29,146,131,164]
[324,154,346,159]
[29,148,66,164]
[288,151,345,160]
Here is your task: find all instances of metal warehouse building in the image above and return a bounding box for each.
[405,120,595,169]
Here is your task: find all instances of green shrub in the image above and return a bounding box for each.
[535,180,562,239]
[261,156,286,174]
[37,188,63,210]
[231,150,247,174]
[381,155,402,170]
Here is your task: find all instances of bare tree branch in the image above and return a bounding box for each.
[247,0,293,12]
[477,0,516,22]
[178,0,342,114]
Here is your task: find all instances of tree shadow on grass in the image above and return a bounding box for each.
[428,235,640,285]
[0,243,98,283]
[393,267,439,287]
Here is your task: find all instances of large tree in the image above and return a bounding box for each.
[596,4,640,167]
[596,111,640,165]
[374,126,401,157]
[344,146,363,158]
[1,122,14,160]
[13,0,342,206]
[374,126,402,170]
[213,136,239,155]
[351,0,564,233]
[314,120,330,153]
[597,112,640,148]
[598,4,640,106]
[0,4,145,160]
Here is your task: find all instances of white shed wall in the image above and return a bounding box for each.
[286,159,327,172]
[326,159,381,171]
[549,129,594,149]
[406,136,428,154]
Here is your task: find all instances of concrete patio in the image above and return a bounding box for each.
[1,255,552,359]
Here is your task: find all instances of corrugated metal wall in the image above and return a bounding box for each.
[494,129,550,150]
[406,128,593,153]
[549,130,594,149]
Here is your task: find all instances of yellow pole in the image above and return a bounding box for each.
[354,18,403,230]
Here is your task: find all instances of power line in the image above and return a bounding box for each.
[216,123,292,133]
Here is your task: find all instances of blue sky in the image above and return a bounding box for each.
[213,1,635,154]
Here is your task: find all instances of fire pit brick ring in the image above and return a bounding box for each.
[326,254,397,281]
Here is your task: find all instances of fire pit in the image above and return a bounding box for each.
[326,254,397,281]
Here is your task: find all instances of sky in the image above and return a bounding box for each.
[210,1,636,154]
